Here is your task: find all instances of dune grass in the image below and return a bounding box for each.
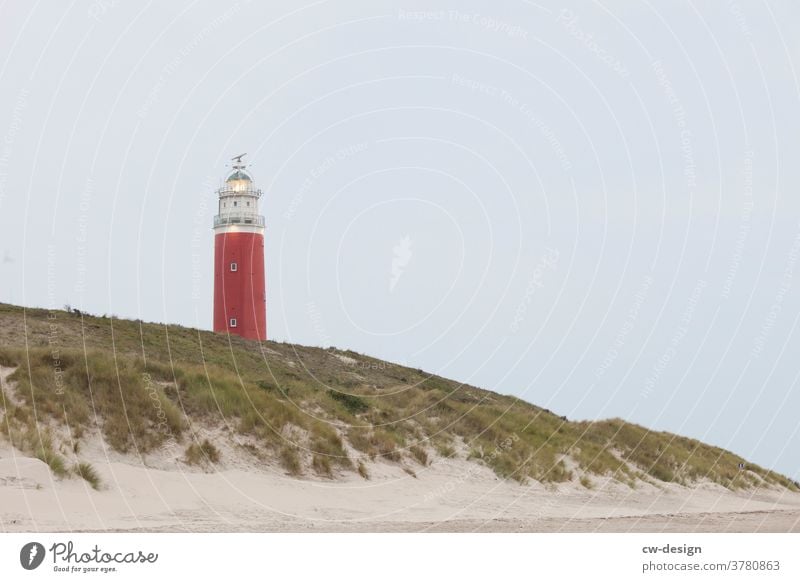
[35,441,68,478]
[184,439,221,467]
[279,446,302,476]
[0,302,796,492]
[74,462,102,490]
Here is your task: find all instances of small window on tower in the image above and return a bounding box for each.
[230,318,237,328]
[233,201,238,207]
[230,262,238,272]
[247,201,250,206]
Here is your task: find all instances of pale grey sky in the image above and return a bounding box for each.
[1,0,799,479]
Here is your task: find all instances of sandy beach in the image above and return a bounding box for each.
[2,436,799,533]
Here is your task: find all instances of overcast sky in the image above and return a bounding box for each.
[1,0,799,479]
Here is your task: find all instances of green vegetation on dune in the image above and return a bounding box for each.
[0,302,796,492]
[184,439,221,467]
[73,461,102,490]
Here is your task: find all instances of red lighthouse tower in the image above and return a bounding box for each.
[213,154,267,341]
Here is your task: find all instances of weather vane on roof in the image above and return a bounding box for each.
[231,153,247,168]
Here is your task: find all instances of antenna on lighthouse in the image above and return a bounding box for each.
[231,153,247,168]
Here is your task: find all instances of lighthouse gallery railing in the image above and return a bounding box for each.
[213,213,265,227]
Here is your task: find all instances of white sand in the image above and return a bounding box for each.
[2,437,799,532]
[2,365,799,533]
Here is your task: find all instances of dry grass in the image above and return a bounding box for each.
[410,445,429,466]
[312,454,332,477]
[435,441,457,459]
[185,439,221,466]
[35,443,67,478]
[279,446,302,476]
[74,462,102,490]
[0,302,796,492]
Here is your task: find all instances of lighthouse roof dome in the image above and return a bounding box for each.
[226,169,252,182]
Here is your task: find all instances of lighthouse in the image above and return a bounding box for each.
[212,154,267,341]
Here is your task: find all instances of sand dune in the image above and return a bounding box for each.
[2,342,798,533]
[2,437,799,533]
